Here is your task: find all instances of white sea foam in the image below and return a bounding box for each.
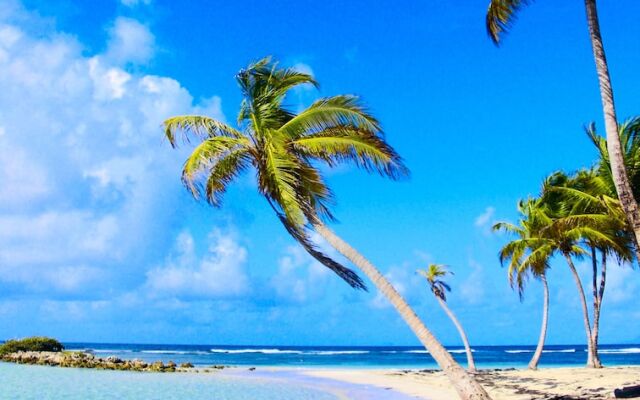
[505,350,533,354]
[599,348,640,354]
[210,349,303,355]
[141,350,208,355]
[404,350,429,354]
[448,349,476,354]
[542,349,575,353]
[309,351,370,356]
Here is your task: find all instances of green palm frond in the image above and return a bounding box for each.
[165,57,407,291]
[181,136,250,199]
[203,149,251,206]
[486,0,531,44]
[164,116,243,147]
[417,264,453,301]
[291,127,408,179]
[279,95,381,138]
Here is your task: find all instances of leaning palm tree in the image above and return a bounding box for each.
[493,198,552,370]
[164,57,490,399]
[417,264,476,372]
[486,1,640,257]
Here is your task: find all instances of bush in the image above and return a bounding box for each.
[0,337,64,355]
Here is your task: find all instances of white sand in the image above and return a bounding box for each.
[299,366,640,399]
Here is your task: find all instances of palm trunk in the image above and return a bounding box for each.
[584,0,640,262]
[436,297,476,372]
[563,254,599,368]
[591,251,606,367]
[528,274,549,370]
[313,221,491,399]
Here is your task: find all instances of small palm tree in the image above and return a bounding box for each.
[164,57,490,399]
[486,0,640,258]
[417,264,476,372]
[493,198,552,370]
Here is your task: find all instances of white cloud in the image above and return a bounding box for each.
[104,17,155,66]
[271,233,335,303]
[474,206,495,228]
[145,229,250,299]
[0,8,225,297]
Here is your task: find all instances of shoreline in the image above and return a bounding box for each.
[4,351,640,399]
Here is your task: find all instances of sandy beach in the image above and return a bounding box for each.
[299,367,640,399]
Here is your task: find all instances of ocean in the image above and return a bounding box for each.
[62,342,640,369]
[4,343,640,399]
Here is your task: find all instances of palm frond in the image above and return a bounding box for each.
[272,206,366,290]
[291,127,409,179]
[486,0,531,45]
[164,116,243,148]
[279,95,381,139]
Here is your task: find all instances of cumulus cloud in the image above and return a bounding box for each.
[104,17,155,66]
[0,4,225,299]
[145,229,250,299]
[271,232,337,303]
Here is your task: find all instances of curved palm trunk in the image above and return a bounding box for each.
[528,274,549,370]
[584,0,640,262]
[313,222,491,400]
[591,251,606,367]
[563,255,599,368]
[436,297,476,372]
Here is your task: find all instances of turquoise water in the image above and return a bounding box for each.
[0,363,341,400]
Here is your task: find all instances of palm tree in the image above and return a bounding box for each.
[417,264,476,372]
[486,1,640,257]
[163,57,491,399]
[543,170,633,367]
[493,199,552,370]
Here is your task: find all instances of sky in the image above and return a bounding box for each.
[1,0,640,347]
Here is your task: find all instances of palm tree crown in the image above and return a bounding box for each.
[417,264,453,301]
[164,57,408,290]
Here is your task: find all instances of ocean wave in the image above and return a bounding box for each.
[599,348,640,354]
[448,349,476,354]
[505,349,576,354]
[210,349,303,355]
[404,350,429,354]
[141,350,209,355]
[309,351,370,356]
[543,349,575,353]
[505,350,533,354]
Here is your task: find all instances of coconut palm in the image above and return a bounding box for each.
[163,57,490,399]
[493,198,552,370]
[417,264,476,372]
[486,0,640,257]
[543,170,633,367]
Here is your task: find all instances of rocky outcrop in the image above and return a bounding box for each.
[0,351,194,373]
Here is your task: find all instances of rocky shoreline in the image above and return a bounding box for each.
[0,351,217,373]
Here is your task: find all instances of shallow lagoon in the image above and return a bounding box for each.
[0,363,340,400]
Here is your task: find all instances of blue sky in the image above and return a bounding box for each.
[1,0,640,347]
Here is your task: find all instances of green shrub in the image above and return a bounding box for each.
[0,337,64,355]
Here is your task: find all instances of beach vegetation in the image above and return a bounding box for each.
[0,337,64,355]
